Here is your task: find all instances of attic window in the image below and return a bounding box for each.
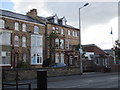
[54,16,58,24]
[62,19,66,25]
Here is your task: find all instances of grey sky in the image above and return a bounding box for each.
[45,2,118,29]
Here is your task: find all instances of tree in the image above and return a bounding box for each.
[115,40,120,59]
[43,30,58,67]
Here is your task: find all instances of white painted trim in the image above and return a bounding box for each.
[0,29,12,33]
[0,16,45,26]
[0,64,11,66]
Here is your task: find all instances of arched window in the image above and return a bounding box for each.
[34,26,39,34]
[14,35,19,47]
[15,22,19,30]
[60,39,64,49]
[22,36,26,47]
[22,24,26,32]
[55,38,59,49]
[0,19,5,29]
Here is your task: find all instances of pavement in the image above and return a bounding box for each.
[2,72,119,90]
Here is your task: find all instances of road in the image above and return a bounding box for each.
[3,72,119,89]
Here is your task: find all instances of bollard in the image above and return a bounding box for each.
[37,70,47,90]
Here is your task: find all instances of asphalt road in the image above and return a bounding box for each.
[3,72,119,89]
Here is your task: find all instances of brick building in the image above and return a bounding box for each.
[82,44,115,72]
[0,9,80,69]
[83,44,114,66]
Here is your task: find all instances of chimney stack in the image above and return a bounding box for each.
[26,9,37,18]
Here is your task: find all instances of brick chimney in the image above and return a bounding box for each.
[26,9,37,18]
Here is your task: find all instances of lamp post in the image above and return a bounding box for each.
[79,3,89,75]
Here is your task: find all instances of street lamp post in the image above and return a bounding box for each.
[79,3,89,75]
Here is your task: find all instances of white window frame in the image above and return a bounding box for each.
[70,56,73,65]
[66,39,69,49]
[15,22,19,31]
[68,30,71,36]
[0,19,5,29]
[14,35,19,47]
[55,53,59,63]
[0,51,11,66]
[0,31,11,45]
[22,36,26,47]
[60,39,64,49]
[72,31,74,36]
[61,29,64,35]
[22,24,26,32]
[31,53,43,64]
[61,53,64,64]
[95,58,100,65]
[31,35,42,47]
[55,38,59,49]
[34,26,39,34]
[54,16,58,24]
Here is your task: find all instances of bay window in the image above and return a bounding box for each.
[31,35,42,47]
[0,31,11,45]
[31,53,42,64]
[0,51,11,66]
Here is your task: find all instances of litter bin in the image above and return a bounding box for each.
[36,70,47,90]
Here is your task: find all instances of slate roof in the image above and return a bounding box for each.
[0,9,45,25]
[0,9,79,30]
[37,16,79,30]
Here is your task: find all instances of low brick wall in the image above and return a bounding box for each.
[2,67,81,81]
[111,64,120,72]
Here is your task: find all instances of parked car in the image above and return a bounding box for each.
[51,63,68,68]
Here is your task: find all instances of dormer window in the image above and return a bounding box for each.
[54,15,58,24]
[62,17,66,25]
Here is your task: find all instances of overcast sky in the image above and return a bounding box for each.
[1,0,119,49]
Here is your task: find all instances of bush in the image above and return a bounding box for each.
[16,61,29,68]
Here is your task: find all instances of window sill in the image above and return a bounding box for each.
[0,64,11,66]
[31,63,43,65]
